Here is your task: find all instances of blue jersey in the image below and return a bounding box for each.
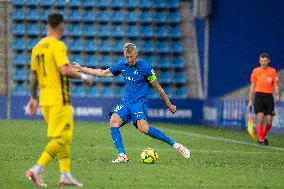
[109,59,156,102]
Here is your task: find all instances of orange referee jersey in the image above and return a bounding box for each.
[250,66,278,94]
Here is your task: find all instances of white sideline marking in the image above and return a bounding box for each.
[164,128,284,152]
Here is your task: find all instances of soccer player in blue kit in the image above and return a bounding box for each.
[74,43,190,163]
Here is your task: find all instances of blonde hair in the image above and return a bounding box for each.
[123,43,138,54]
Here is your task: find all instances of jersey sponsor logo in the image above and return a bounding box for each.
[114,104,124,112]
[134,70,138,74]
[125,76,136,82]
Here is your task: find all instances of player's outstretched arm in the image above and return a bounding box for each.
[72,63,113,77]
[151,80,176,114]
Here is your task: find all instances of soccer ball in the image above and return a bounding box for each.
[140,148,158,164]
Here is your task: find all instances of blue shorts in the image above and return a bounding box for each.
[110,97,148,126]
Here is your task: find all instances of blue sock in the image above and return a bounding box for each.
[147,126,176,146]
[110,127,125,154]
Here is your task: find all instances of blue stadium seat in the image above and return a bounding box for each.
[173,56,185,69]
[153,0,166,9]
[14,69,26,81]
[97,11,110,23]
[26,9,39,21]
[139,0,151,9]
[70,54,84,64]
[84,40,97,53]
[111,0,123,8]
[69,0,81,7]
[97,0,110,8]
[113,40,124,53]
[167,11,181,23]
[100,40,112,52]
[98,25,111,37]
[175,87,187,99]
[127,25,139,38]
[157,41,169,53]
[125,0,137,9]
[125,11,139,23]
[142,40,155,53]
[158,56,170,68]
[40,0,54,7]
[13,52,26,66]
[82,10,95,22]
[115,75,124,84]
[85,54,98,67]
[12,8,25,21]
[13,23,25,35]
[41,9,52,21]
[101,76,114,84]
[174,72,186,84]
[13,37,26,51]
[68,9,81,22]
[140,11,152,23]
[12,0,25,6]
[148,87,158,98]
[71,86,85,97]
[27,38,38,50]
[54,0,67,8]
[86,87,100,97]
[144,55,156,67]
[112,25,125,38]
[172,41,183,53]
[163,86,173,98]
[114,87,125,97]
[100,55,113,67]
[70,39,83,52]
[112,11,124,23]
[153,11,166,23]
[155,26,168,38]
[140,26,154,38]
[167,0,179,9]
[169,26,182,38]
[83,24,96,37]
[69,24,83,36]
[82,0,95,8]
[26,23,40,36]
[159,72,171,84]
[102,86,114,98]
[14,84,28,96]
[26,0,38,7]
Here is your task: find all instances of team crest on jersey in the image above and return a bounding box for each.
[266,77,272,83]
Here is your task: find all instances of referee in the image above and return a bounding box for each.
[248,53,281,145]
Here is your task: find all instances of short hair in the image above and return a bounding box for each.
[123,43,138,54]
[47,13,64,28]
[259,53,270,59]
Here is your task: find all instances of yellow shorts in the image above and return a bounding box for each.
[41,104,74,140]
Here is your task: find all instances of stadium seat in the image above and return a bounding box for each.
[40,0,54,7]
[102,86,114,98]
[175,87,187,99]
[41,9,52,21]
[86,87,100,97]
[173,56,185,69]
[68,9,81,22]
[144,55,156,67]
[26,0,38,7]
[84,40,97,53]
[125,11,139,23]
[97,0,110,8]
[71,86,85,97]
[153,0,166,9]
[172,41,183,53]
[113,40,124,53]
[169,26,182,38]
[27,38,38,50]
[155,26,168,38]
[100,40,112,52]
[153,11,166,23]
[85,54,98,67]
[158,56,170,69]
[70,54,84,65]
[140,26,154,38]
[83,24,96,37]
[159,72,171,84]
[13,23,25,35]
[112,11,124,23]
[82,0,95,8]
[69,24,83,36]
[101,76,114,84]
[12,0,25,6]
[125,0,137,9]
[139,0,152,9]
[54,0,67,8]
[111,0,124,8]
[163,86,173,98]
[13,52,26,66]
[167,11,181,23]
[13,37,26,51]
[70,39,83,52]
[127,25,139,38]
[26,9,39,21]
[97,11,110,23]
[14,69,26,81]
[167,0,179,9]
[115,75,124,84]
[148,87,158,98]
[112,25,125,38]
[82,10,96,22]
[26,23,40,36]
[142,40,155,53]
[100,55,113,67]
[174,72,186,84]
[157,41,169,53]
[114,87,125,97]
[14,84,28,96]
[140,11,152,23]
[98,25,111,37]
[12,8,25,21]
[69,0,81,8]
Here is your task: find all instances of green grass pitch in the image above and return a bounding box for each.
[0,120,284,189]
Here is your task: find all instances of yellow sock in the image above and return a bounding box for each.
[37,137,66,168]
[58,141,71,173]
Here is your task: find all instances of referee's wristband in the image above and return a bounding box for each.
[80,73,88,80]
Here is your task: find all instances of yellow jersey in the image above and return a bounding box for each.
[31,37,70,106]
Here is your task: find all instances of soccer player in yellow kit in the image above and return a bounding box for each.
[25,13,93,187]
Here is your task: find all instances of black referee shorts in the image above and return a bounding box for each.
[254,92,275,116]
